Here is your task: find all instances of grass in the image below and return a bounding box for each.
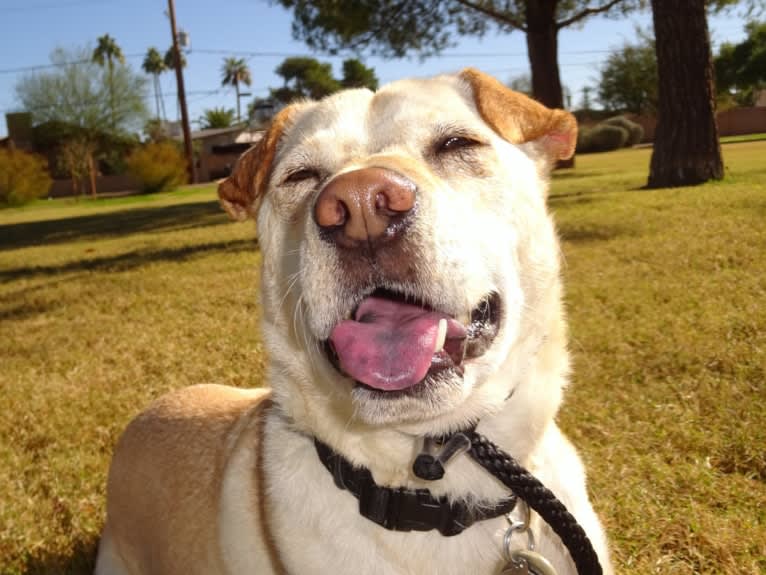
[1,142,764,574]
[719,133,766,144]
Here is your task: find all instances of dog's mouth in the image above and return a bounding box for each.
[323,289,501,393]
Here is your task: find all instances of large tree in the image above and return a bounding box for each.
[647,0,723,188]
[16,46,148,196]
[221,57,253,122]
[276,0,637,112]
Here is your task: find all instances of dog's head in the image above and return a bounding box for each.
[219,69,575,438]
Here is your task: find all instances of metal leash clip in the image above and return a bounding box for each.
[499,501,558,575]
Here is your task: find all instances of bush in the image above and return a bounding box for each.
[577,124,629,154]
[0,148,52,206]
[126,141,187,194]
[602,116,645,146]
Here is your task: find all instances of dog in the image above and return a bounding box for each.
[95,68,613,575]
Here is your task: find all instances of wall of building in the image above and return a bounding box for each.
[629,107,766,143]
[49,174,142,198]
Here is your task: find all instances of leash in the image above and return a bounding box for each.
[413,430,603,575]
[314,428,603,573]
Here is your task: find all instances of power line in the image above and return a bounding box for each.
[0,53,145,76]
[0,48,619,76]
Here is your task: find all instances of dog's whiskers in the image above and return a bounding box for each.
[276,271,301,318]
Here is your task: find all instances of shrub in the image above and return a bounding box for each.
[602,116,645,146]
[577,124,629,154]
[0,148,52,206]
[126,141,187,194]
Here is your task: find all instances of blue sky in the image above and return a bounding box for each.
[0,0,751,138]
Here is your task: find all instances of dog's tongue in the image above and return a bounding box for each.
[330,296,464,391]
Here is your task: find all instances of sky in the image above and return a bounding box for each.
[0,0,753,138]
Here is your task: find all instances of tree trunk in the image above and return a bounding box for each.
[154,75,161,119]
[108,60,116,131]
[525,0,572,168]
[70,172,80,199]
[235,80,241,123]
[647,0,723,188]
[87,152,98,198]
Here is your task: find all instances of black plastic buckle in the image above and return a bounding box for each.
[357,475,469,536]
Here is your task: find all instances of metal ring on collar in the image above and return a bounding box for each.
[510,549,558,575]
[503,501,535,562]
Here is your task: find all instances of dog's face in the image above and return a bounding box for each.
[219,69,576,435]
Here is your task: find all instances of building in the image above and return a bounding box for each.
[189,125,263,182]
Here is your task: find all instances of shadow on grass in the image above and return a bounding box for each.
[552,169,604,181]
[0,200,229,251]
[21,536,98,575]
[0,300,55,322]
[557,223,628,244]
[0,238,257,282]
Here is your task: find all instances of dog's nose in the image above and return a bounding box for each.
[314,167,416,248]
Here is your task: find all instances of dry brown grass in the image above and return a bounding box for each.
[1,142,764,573]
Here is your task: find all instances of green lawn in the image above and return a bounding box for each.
[719,132,766,144]
[1,142,764,574]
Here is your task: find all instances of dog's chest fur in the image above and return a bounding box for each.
[254,411,584,575]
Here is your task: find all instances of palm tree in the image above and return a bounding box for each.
[164,46,186,71]
[164,47,187,121]
[221,57,252,122]
[92,34,125,130]
[142,47,167,121]
[199,107,236,129]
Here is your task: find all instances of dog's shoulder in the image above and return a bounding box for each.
[110,384,271,484]
[101,385,273,574]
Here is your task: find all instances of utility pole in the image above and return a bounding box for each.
[167,0,196,183]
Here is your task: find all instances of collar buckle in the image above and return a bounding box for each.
[315,438,515,537]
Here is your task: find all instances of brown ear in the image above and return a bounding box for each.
[217,105,297,220]
[460,68,577,162]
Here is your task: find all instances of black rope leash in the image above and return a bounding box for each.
[463,430,603,575]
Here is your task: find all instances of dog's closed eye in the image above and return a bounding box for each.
[283,168,320,185]
[433,135,486,156]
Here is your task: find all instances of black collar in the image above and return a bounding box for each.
[314,438,515,537]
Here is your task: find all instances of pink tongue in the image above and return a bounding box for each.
[329,296,464,391]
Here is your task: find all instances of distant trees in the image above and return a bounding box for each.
[597,34,657,114]
[269,57,378,105]
[16,46,148,196]
[221,57,252,122]
[272,57,339,103]
[715,20,766,106]
[341,58,379,90]
[164,46,186,71]
[92,34,125,129]
[199,107,236,129]
[142,47,167,120]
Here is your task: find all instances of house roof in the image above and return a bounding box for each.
[187,123,265,144]
[190,125,246,140]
